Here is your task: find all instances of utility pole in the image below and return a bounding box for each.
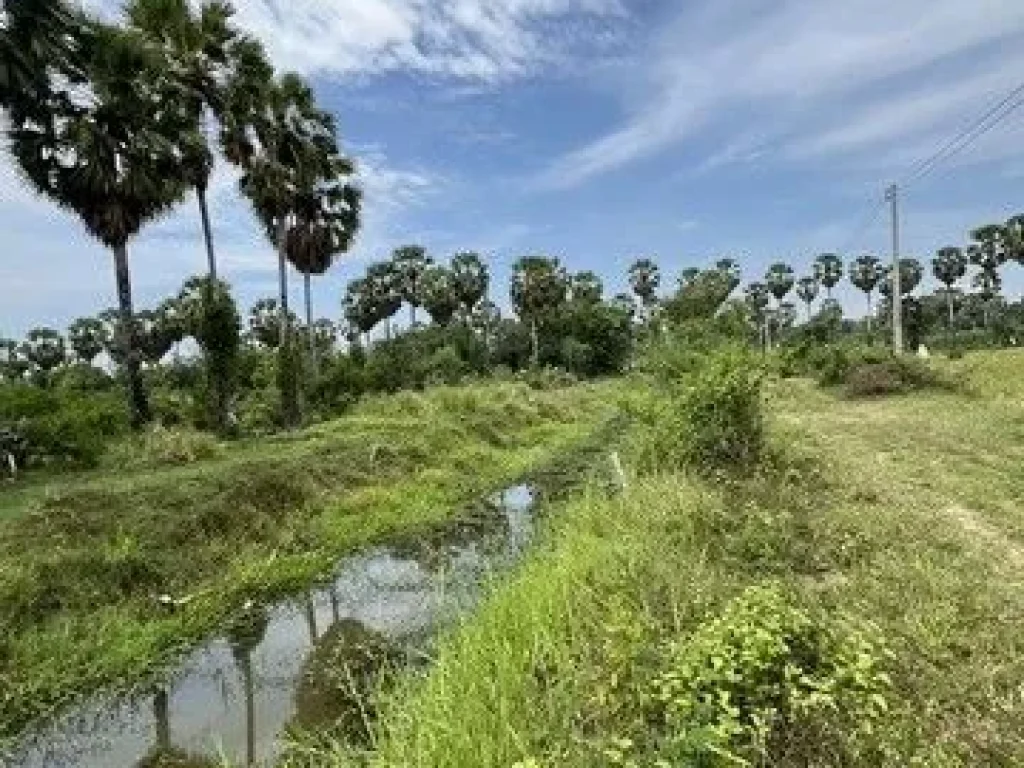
[886,183,903,354]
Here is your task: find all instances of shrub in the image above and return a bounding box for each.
[843,357,953,398]
[647,586,892,764]
[104,425,222,468]
[639,346,764,473]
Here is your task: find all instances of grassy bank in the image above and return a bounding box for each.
[0,380,615,739]
[312,350,1024,767]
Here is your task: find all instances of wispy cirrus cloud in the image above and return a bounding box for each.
[539,0,1024,188]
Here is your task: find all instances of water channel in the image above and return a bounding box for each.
[4,484,538,767]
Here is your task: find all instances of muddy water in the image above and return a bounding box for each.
[5,484,536,768]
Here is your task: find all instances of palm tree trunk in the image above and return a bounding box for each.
[947,291,955,329]
[276,217,299,427]
[409,303,416,328]
[303,271,318,377]
[866,293,873,334]
[154,688,170,753]
[238,649,255,768]
[197,185,217,280]
[113,243,151,429]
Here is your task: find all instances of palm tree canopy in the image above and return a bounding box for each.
[390,245,433,307]
[764,262,795,301]
[510,256,568,320]
[972,269,1002,301]
[849,254,884,295]
[1002,214,1024,265]
[628,258,660,302]
[67,317,109,363]
[450,251,489,311]
[969,224,1007,271]
[570,270,603,304]
[932,247,967,288]
[342,278,377,335]
[813,253,844,290]
[795,277,819,306]
[879,259,923,298]
[9,21,194,248]
[24,327,66,371]
[1,0,87,108]
[714,257,741,293]
[744,282,771,315]
[420,266,460,325]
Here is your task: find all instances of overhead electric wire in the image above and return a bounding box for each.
[899,80,1024,188]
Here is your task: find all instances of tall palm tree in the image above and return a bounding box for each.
[795,277,819,320]
[420,266,460,325]
[813,253,844,299]
[450,251,489,317]
[225,68,345,425]
[510,256,568,367]
[849,254,884,331]
[932,247,968,328]
[972,269,1002,329]
[715,257,741,294]
[628,258,660,316]
[879,259,923,298]
[8,22,193,427]
[342,278,377,346]
[24,327,65,383]
[366,261,402,339]
[744,282,771,351]
[391,245,432,327]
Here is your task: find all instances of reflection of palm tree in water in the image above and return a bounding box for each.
[304,591,318,643]
[227,605,270,767]
[154,688,170,753]
[137,687,221,767]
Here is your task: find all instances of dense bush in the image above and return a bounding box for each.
[637,346,764,473]
[843,357,954,398]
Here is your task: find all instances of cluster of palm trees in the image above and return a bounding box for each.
[342,248,492,344]
[1,0,361,428]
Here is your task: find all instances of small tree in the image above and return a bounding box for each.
[24,328,66,384]
[391,245,433,327]
[628,258,661,318]
[813,253,844,299]
[849,254,884,333]
[932,247,968,329]
[795,277,819,320]
[510,256,568,367]
[67,317,109,364]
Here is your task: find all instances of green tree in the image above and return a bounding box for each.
[450,251,489,316]
[366,261,403,337]
[849,254,884,331]
[972,269,1002,329]
[226,67,345,426]
[764,263,795,344]
[420,266,460,326]
[510,256,568,367]
[391,245,433,327]
[813,253,844,299]
[9,22,194,427]
[795,277,819,319]
[342,278,377,345]
[570,270,603,304]
[715,258,741,294]
[628,258,661,315]
[932,247,968,328]
[24,327,65,383]
[744,282,771,351]
[67,317,109,364]
[1004,214,1024,264]
[0,339,30,381]
[879,259,923,298]
[126,0,236,280]
[1,0,86,108]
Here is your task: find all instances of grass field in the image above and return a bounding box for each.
[0,380,616,739]
[308,350,1024,767]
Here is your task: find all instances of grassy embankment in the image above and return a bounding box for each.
[0,380,616,740]
[316,349,1024,767]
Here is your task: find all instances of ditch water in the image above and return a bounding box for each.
[3,484,538,768]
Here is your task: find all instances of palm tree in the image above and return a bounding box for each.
[795,277,819,320]
[679,267,701,288]
[628,258,660,316]
[225,67,346,426]
[450,251,489,317]
[420,266,460,325]
[972,269,1002,328]
[366,261,402,339]
[813,253,844,299]
[570,270,603,304]
[510,256,568,367]
[8,22,193,427]
[342,278,377,347]
[391,245,433,327]
[1,0,86,108]
[849,254,884,331]
[1004,214,1024,264]
[126,0,236,280]
[932,247,968,328]
[23,327,65,384]
[744,282,771,351]
[715,257,741,294]
[67,317,109,364]
[879,259,923,298]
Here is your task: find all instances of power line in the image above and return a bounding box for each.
[900,80,1024,188]
[836,196,886,255]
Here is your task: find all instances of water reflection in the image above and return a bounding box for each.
[4,485,536,768]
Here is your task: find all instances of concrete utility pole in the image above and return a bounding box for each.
[886,183,903,354]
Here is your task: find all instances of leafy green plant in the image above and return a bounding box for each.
[646,586,892,765]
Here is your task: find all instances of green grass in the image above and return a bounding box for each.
[305,349,1024,767]
[0,380,616,740]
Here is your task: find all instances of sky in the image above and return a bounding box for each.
[4,0,1024,337]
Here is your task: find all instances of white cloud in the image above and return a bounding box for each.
[540,0,1024,187]
[85,0,626,82]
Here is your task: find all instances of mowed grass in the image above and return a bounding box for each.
[310,350,1024,767]
[0,380,616,740]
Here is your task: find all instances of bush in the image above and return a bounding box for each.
[843,357,953,398]
[647,586,891,764]
[638,346,764,473]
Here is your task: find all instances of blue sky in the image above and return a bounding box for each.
[4,0,1024,337]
